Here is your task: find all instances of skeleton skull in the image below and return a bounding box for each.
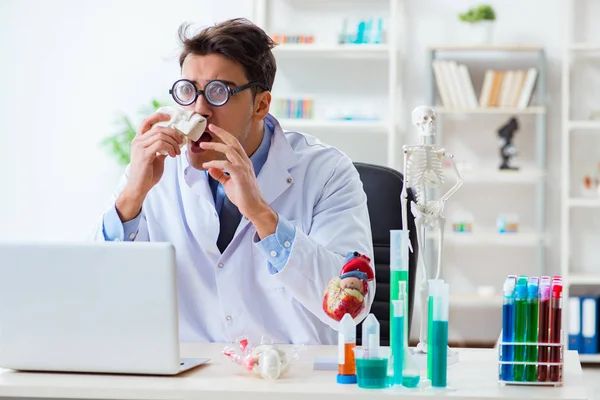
[412,106,437,137]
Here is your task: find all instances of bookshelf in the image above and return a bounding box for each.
[434,106,546,115]
[561,0,600,364]
[425,45,547,310]
[251,0,404,169]
[273,43,390,58]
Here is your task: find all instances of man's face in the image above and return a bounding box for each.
[180,53,261,170]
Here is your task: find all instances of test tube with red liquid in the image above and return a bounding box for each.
[549,281,563,382]
[537,276,551,382]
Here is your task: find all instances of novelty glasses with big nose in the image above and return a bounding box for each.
[169,79,270,107]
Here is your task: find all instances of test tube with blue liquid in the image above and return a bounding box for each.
[431,283,449,388]
[398,280,421,388]
[391,298,404,386]
[427,279,443,381]
[501,276,516,381]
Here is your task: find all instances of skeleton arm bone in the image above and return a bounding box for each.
[439,152,463,203]
[401,148,409,233]
[400,147,415,253]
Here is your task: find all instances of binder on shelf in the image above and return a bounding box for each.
[581,296,599,355]
[568,296,581,352]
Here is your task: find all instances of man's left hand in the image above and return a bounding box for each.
[200,124,277,239]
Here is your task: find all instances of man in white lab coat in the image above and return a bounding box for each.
[92,18,374,345]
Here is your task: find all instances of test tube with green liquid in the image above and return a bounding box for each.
[427,279,443,381]
[391,299,404,386]
[525,277,539,382]
[389,230,410,365]
[398,281,420,388]
[431,282,449,388]
[513,276,528,381]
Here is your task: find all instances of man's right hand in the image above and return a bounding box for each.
[116,112,184,222]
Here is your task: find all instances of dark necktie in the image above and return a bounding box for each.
[215,184,242,253]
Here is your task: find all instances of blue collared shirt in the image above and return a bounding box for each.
[102,119,296,272]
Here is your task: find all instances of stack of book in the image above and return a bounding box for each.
[432,60,538,110]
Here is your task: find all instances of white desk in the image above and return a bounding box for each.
[0,343,588,400]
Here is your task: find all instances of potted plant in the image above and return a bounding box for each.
[101,99,166,166]
[458,4,496,44]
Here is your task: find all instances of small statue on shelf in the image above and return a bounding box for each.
[497,117,520,170]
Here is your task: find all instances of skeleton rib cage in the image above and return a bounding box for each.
[405,145,445,205]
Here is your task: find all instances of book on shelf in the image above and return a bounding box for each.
[432,60,538,109]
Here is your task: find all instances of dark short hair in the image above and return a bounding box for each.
[178,18,277,92]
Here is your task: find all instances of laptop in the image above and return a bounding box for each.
[0,241,209,375]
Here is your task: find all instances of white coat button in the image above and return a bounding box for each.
[284,241,291,248]
[184,168,188,176]
[226,315,232,322]
[129,233,136,240]
[218,262,224,268]
[270,250,277,257]
[286,177,293,184]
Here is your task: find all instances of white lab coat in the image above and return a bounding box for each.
[91,115,375,345]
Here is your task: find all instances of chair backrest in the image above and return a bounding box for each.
[353,162,419,346]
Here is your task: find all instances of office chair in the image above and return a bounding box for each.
[354,162,419,347]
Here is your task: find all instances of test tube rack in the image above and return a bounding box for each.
[498,332,564,387]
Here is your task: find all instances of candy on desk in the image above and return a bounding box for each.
[323,251,375,322]
[222,335,305,380]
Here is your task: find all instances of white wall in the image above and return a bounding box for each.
[0,0,252,241]
[1,0,597,343]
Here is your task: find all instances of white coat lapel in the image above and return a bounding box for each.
[178,153,220,257]
[235,118,298,234]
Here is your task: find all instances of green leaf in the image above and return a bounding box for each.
[100,98,165,166]
[458,4,495,23]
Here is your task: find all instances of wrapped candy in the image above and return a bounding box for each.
[222,335,305,380]
[323,251,375,321]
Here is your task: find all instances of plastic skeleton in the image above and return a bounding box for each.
[400,106,463,353]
